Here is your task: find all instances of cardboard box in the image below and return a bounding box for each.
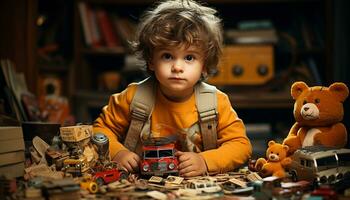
[60,125,92,142]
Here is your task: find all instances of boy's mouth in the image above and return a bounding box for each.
[169,77,185,81]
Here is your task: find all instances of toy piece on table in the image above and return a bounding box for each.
[91,133,110,165]
[79,176,98,194]
[93,167,128,186]
[252,176,284,200]
[60,125,92,148]
[62,155,89,177]
[255,140,292,178]
[140,137,179,177]
[45,148,69,170]
[288,146,350,186]
[283,82,349,155]
[310,185,338,200]
[41,178,80,200]
[179,178,223,195]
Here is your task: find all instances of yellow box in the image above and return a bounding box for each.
[208,45,274,85]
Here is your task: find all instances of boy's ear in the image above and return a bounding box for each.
[201,65,207,74]
[148,61,154,71]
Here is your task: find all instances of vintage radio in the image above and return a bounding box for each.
[207,45,274,85]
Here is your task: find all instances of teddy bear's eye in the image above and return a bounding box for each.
[303,100,307,105]
[315,98,320,104]
[277,153,279,155]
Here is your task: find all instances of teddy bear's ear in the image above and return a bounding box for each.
[268,140,275,147]
[291,81,309,100]
[329,82,349,102]
[282,144,289,152]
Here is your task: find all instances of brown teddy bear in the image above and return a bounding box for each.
[255,140,292,178]
[283,81,349,154]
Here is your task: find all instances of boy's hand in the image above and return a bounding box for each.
[112,150,140,173]
[175,151,208,177]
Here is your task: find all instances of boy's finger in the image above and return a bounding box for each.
[179,167,192,176]
[178,160,192,170]
[124,163,133,173]
[174,151,184,156]
[128,159,139,172]
[132,154,141,163]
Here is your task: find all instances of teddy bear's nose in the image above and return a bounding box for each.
[304,107,309,111]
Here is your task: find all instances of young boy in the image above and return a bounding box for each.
[93,0,252,177]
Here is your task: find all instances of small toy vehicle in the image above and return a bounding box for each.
[63,156,89,176]
[253,176,282,200]
[185,179,222,194]
[93,168,128,186]
[140,139,179,177]
[289,146,350,185]
[310,185,338,200]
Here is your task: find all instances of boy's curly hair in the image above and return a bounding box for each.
[132,0,223,78]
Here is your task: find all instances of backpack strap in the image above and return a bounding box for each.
[124,77,156,151]
[195,82,218,150]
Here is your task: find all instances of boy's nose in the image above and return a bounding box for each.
[171,60,184,73]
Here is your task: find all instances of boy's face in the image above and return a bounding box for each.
[149,44,205,102]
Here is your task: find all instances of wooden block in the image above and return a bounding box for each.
[0,162,24,178]
[0,150,25,166]
[0,126,23,140]
[0,138,25,153]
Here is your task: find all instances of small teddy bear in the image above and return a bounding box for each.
[283,81,349,154]
[255,140,292,178]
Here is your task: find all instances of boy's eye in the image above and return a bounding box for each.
[184,55,194,61]
[162,53,172,60]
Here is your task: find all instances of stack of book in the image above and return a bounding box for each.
[0,126,25,178]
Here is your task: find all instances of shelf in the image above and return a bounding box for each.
[227,91,294,109]
[38,64,70,73]
[81,0,324,5]
[81,47,126,56]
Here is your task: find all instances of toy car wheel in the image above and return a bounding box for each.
[119,171,128,180]
[89,182,98,193]
[290,171,298,182]
[96,177,104,186]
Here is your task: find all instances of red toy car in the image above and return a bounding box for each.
[93,168,128,186]
[140,142,179,177]
[310,185,338,200]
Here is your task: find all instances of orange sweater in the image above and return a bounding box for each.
[93,82,252,173]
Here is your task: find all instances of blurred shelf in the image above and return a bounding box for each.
[81,47,126,56]
[38,63,70,73]
[227,90,294,109]
[81,0,324,5]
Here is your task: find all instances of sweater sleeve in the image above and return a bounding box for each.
[93,83,138,158]
[199,91,252,173]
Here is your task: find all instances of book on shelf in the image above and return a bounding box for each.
[0,59,28,121]
[78,2,93,47]
[95,9,121,48]
[111,15,137,49]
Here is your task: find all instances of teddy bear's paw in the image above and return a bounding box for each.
[255,158,267,171]
[273,170,286,178]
